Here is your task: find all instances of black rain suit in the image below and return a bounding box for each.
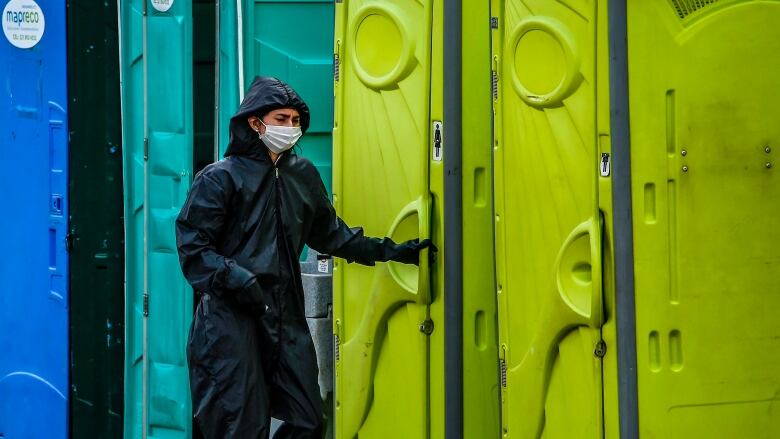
[176,76,429,439]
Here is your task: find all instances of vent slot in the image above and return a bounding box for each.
[669,0,720,19]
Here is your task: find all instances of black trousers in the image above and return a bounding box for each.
[188,293,323,439]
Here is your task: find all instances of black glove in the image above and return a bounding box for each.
[234,278,267,313]
[389,238,436,265]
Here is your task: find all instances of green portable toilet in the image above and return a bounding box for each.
[119,0,195,437]
[215,1,337,436]
[461,1,502,438]
[216,0,334,195]
[332,0,440,436]
[625,1,780,437]
[68,0,125,437]
[332,1,500,438]
[121,0,337,436]
[490,1,616,437]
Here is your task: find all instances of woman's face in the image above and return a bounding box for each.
[248,108,301,134]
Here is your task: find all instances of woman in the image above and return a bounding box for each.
[176,76,433,438]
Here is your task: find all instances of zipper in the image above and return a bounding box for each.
[273,162,285,362]
[274,153,282,178]
[272,158,306,327]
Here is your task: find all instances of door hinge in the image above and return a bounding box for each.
[334,320,341,362]
[143,293,149,317]
[333,53,340,82]
[500,358,507,387]
[490,17,499,29]
[143,137,149,161]
[492,70,498,100]
[65,231,76,253]
[419,318,434,335]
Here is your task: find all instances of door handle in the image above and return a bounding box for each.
[555,217,603,327]
[386,195,431,304]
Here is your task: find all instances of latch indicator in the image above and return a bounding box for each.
[601,153,611,177]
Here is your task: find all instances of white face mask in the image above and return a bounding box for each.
[258,120,302,154]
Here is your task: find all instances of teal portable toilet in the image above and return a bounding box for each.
[216,1,336,436]
[119,0,195,436]
[120,1,335,437]
[216,0,334,194]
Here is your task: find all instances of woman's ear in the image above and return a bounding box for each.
[247,116,265,134]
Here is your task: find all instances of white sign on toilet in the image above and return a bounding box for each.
[2,0,45,49]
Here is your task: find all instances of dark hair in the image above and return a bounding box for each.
[254,106,301,122]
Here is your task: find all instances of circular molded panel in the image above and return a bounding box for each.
[351,5,414,89]
[508,17,581,107]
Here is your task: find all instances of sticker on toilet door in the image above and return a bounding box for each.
[151,0,174,12]
[2,0,45,49]
[432,121,443,161]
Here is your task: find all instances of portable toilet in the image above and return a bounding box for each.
[490,1,613,437]
[625,1,780,437]
[119,0,337,437]
[119,0,196,435]
[332,1,500,438]
[490,1,780,437]
[215,0,337,435]
[67,0,125,437]
[0,0,69,437]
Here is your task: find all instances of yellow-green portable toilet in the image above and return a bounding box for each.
[490,1,617,437]
[332,1,500,438]
[625,1,780,437]
[332,1,442,437]
[461,1,502,438]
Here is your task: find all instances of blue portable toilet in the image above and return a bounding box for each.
[0,0,69,437]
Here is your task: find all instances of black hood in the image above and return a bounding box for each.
[225,76,311,158]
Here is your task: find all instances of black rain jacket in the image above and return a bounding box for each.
[177,76,418,308]
[175,76,426,438]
